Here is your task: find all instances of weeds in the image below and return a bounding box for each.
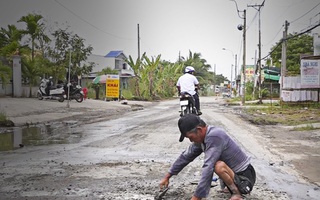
[292,124,320,131]
[0,111,7,122]
[243,105,320,126]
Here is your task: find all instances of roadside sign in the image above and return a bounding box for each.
[105,74,120,98]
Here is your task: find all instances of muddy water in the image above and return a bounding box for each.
[0,121,82,151]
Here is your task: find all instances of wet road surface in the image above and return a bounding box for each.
[0,97,319,199]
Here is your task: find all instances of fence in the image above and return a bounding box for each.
[0,83,38,97]
[282,76,319,102]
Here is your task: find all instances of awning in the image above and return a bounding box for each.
[92,75,108,84]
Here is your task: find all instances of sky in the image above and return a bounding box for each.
[1,0,320,80]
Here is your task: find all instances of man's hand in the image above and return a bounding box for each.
[191,195,201,200]
[159,177,169,189]
[159,173,171,189]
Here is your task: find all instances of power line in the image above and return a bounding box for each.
[54,0,134,41]
[264,25,284,46]
[246,10,259,31]
[262,2,319,49]
[290,2,320,24]
[261,21,320,61]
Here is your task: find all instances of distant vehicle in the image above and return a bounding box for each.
[63,82,84,103]
[222,92,231,98]
[222,89,231,98]
[37,77,65,102]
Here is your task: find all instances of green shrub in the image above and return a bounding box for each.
[0,111,7,121]
[121,89,133,99]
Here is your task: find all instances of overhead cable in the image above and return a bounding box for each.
[290,2,320,24]
[261,21,320,61]
[54,0,134,41]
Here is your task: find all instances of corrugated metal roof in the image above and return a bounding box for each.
[264,74,280,81]
[105,51,124,58]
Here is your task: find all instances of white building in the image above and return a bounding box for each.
[81,50,135,89]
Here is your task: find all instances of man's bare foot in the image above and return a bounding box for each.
[229,194,243,200]
[218,188,230,193]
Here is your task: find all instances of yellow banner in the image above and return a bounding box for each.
[106,74,119,98]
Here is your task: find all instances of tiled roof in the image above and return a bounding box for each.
[105,51,124,58]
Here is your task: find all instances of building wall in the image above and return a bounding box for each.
[84,54,115,75]
[282,76,319,102]
[0,83,38,97]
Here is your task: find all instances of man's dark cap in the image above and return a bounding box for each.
[178,114,201,142]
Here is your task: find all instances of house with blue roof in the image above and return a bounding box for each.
[81,50,134,89]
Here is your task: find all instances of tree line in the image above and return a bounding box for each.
[0,13,94,97]
[0,13,227,100]
[1,12,312,100]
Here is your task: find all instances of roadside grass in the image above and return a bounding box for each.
[0,111,8,122]
[0,111,10,126]
[241,103,320,126]
[292,124,320,131]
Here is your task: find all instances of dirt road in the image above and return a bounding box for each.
[0,97,319,199]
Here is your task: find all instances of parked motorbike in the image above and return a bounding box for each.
[37,77,66,102]
[179,92,198,117]
[64,82,84,103]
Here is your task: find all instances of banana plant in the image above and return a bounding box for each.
[142,54,161,99]
[126,53,145,99]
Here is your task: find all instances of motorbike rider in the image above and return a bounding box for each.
[176,66,202,115]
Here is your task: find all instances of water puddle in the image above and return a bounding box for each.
[0,122,82,151]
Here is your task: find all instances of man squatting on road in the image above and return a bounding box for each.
[159,114,256,200]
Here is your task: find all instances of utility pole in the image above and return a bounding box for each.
[280,20,290,101]
[222,48,234,95]
[234,54,237,78]
[137,24,140,60]
[242,9,246,105]
[67,49,71,108]
[248,0,265,104]
[234,54,237,96]
[231,0,246,105]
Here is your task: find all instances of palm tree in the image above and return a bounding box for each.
[183,50,213,93]
[0,25,22,59]
[18,13,50,60]
[21,56,42,97]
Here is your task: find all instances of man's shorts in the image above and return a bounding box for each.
[234,164,256,194]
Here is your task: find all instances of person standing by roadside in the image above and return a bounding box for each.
[159,114,256,200]
[177,66,202,115]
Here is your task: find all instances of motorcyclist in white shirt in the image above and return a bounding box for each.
[176,66,202,115]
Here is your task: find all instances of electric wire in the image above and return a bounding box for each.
[259,1,319,62]
[261,21,320,61]
[264,25,284,46]
[53,0,134,41]
[246,10,259,31]
[289,2,320,24]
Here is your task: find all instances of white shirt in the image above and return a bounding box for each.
[176,73,199,95]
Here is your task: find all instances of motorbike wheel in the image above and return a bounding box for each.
[180,106,189,117]
[75,94,84,103]
[192,107,198,115]
[180,106,186,117]
[58,95,64,102]
[37,92,43,100]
